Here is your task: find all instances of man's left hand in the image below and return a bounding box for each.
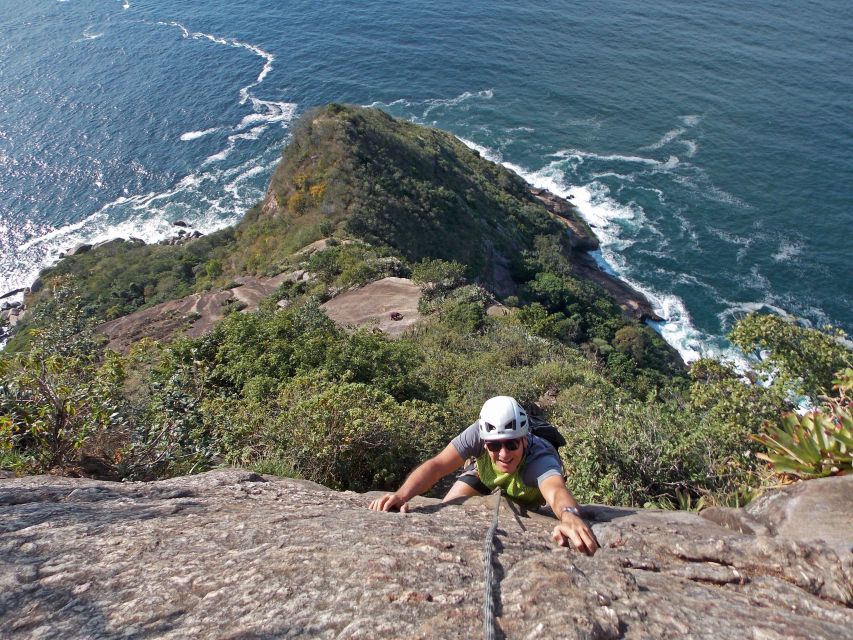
[551,514,599,555]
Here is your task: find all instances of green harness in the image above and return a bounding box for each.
[475,453,544,508]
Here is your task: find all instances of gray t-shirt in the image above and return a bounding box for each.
[450,421,563,487]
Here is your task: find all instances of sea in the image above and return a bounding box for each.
[1,0,851,363]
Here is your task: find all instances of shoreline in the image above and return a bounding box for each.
[1,188,668,350]
[530,186,664,325]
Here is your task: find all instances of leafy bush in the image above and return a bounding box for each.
[753,368,853,478]
[0,279,129,473]
[730,313,851,397]
[552,391,761,507]
[271,373,454,491]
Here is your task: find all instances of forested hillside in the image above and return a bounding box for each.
[2,105,850,507]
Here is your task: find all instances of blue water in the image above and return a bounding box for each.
[1,0,851,362]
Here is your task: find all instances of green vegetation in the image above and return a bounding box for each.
[6,230,238,351]
[2,104,850,509]
[752,368,852,478]
[0,278,130,473]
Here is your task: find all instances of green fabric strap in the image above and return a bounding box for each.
[476,453,544,508]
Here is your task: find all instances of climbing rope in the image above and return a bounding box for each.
[483,487,502,640]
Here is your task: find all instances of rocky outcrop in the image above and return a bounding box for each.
[701,475,853,555]
[531,187,599,251]
[320,277,422,338]
[530,187,662,324]
[1,471,850,639]
[95,272,301,352]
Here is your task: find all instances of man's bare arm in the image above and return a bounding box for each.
[539,474,599,555]
[369,443,465,512]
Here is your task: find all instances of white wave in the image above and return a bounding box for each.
[223,159,277,200]
[422,89,494,117]
[552,148,662,167]
[641,127,685,151]
[680,115,702,127]
[180,127,219,141]
[720,301,794,323]
[645,291,745,365]
[203,149,230,164]
[457,137,501,163]
[748,265,771,292]
[674,172,752,209]
[457,136,731,364]
[364,98,413,109]
[590,171,636,182]
[660,155,680,170]
[772,239,803,262]
[636,186,666,203]
[4,19,296,300]
[565,182,639,234]
[19,212,104,252]
[158,21,295,134]
[82,28,103,41]
[681,140,698,157]
[237,112,271,130]
[707,226,753,248]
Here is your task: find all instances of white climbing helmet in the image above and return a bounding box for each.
[478,396,529,441]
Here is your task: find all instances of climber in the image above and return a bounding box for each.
[368,395,599,555]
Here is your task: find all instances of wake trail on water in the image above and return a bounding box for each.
[2,12,297,298]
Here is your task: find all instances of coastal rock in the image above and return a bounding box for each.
[0,287,27,300]
[70,243,92,256]
[0,471,850,639]
[531,187,599,251]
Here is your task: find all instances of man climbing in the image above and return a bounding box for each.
[369,396,599,555]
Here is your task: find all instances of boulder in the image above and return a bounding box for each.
[703,476,853,555]
[70,244,92,256]
[0,471,850,639]
[0,287,27,300]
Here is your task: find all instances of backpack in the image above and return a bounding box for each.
[528,415,566,450]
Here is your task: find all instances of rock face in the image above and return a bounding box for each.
[95,273,298,352]
[320,277,423,338]
[1,471,850,639]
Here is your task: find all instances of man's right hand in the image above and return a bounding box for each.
[369,493,409,512]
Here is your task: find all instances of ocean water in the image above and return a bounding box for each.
[1,0,851,362]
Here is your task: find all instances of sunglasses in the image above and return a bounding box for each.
[484,439,522,453]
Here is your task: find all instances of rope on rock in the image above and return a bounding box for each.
[483,487,502,640]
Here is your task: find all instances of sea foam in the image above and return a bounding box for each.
[180,128,220,141]
[455,135,732,364]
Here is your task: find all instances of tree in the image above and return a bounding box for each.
[0,277,128,472]
[729,313,851,398]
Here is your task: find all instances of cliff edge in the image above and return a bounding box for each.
[2,471,850,639]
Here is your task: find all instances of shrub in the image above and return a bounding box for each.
[273,373,454,491]
[753,368,853,478]
[729,313,851,397]
[0,279,128,473]
[552,390,762,507]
